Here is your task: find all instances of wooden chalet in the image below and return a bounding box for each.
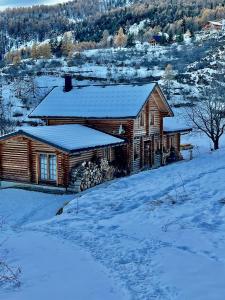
[0,78,191,191]
[204,20,224,31]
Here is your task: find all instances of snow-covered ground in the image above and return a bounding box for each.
[1,132,225,299]
[0,190,125,300]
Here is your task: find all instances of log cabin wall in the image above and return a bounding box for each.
[86,119,133,172]
[0,135,68,186]
[163,133,180,151]
[47,118,133,141]
[0,133,125,188]
[69,147,116,170]
[0,136,30,182]
[133,137,141,171]
[132,95,164,172]
[133,96,162,138]
[28,139,68,186]
[47,119,86,126]
[148,97,161,136]
[47,118,134,172]
[134,108,147,137]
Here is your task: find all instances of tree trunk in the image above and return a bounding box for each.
[213,139,219,150]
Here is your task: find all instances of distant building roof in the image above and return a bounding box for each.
[208,21,222,26]
[163,117,192,134]
[0,125,125,153]
[152,35,162,43]
[29,84,157,119]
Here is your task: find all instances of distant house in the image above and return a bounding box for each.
[0,77,191,192]
[149,37,158,47]
[204,20,225,31]
[149,35,162,46]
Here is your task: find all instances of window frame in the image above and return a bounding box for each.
[139,111,145,127]
[150,112,155,126]
[39,153,57,183]
[103,147,111,161]
[134,141,139,160]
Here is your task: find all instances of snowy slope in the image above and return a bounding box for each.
[1,133,225,299]
[0,190,126,300]
[39,142,225,300]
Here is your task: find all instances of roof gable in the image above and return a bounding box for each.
[29,84,157,119]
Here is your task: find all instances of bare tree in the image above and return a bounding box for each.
[161,64,175,102]
[0,218,21,287]
[186,83,225,150]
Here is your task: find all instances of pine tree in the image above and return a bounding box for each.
[38,43,52,59]
[114,27,127,48]
[12,51,21,65]
[127,33,135,47]
[31,43,39,60]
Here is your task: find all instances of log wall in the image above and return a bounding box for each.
[0,137,30,182]
[0,135,68,186]
[0,134,122,187]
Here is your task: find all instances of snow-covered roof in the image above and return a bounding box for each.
[163,117,192,133]
[1,125,125,153]
[209,21,222,26]
[29,84,156,119]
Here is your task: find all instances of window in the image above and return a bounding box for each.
[139,112,145,127]
[134,142,139,160]
[49,155,57,181]
[40,154,57,182]
[40,154,48,180]
[150,113,155,126]
[103,148,111,161]
[170,136,174,149]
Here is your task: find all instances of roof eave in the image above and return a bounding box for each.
[163,128,192,134]
[156,83,174,117]
[0,130,71,153]
[69,141,126,154]
[29,115,137,120]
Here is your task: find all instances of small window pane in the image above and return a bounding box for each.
[40,154,48,180]
[150,113,155,125]
[140,112,144,127]
[49,155,57,181]
[103,148,111,161]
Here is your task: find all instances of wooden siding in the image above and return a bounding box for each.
[133,137,141,172]
[134,108,147,137]
[48,119,86,126]
[148,97,161,135]
[163,133,180,151]
[69,147,116,170]
[0,135,68,186]
[133,95,162,137]
[0,134,122,187]
[47,118,134,172]
[0,137,30,182]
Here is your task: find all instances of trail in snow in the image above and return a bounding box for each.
[2,134,225,299]
[25,147,225,300]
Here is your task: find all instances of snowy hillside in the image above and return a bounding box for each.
[1,132,225,299]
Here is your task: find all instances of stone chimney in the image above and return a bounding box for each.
[64,74,73,92]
